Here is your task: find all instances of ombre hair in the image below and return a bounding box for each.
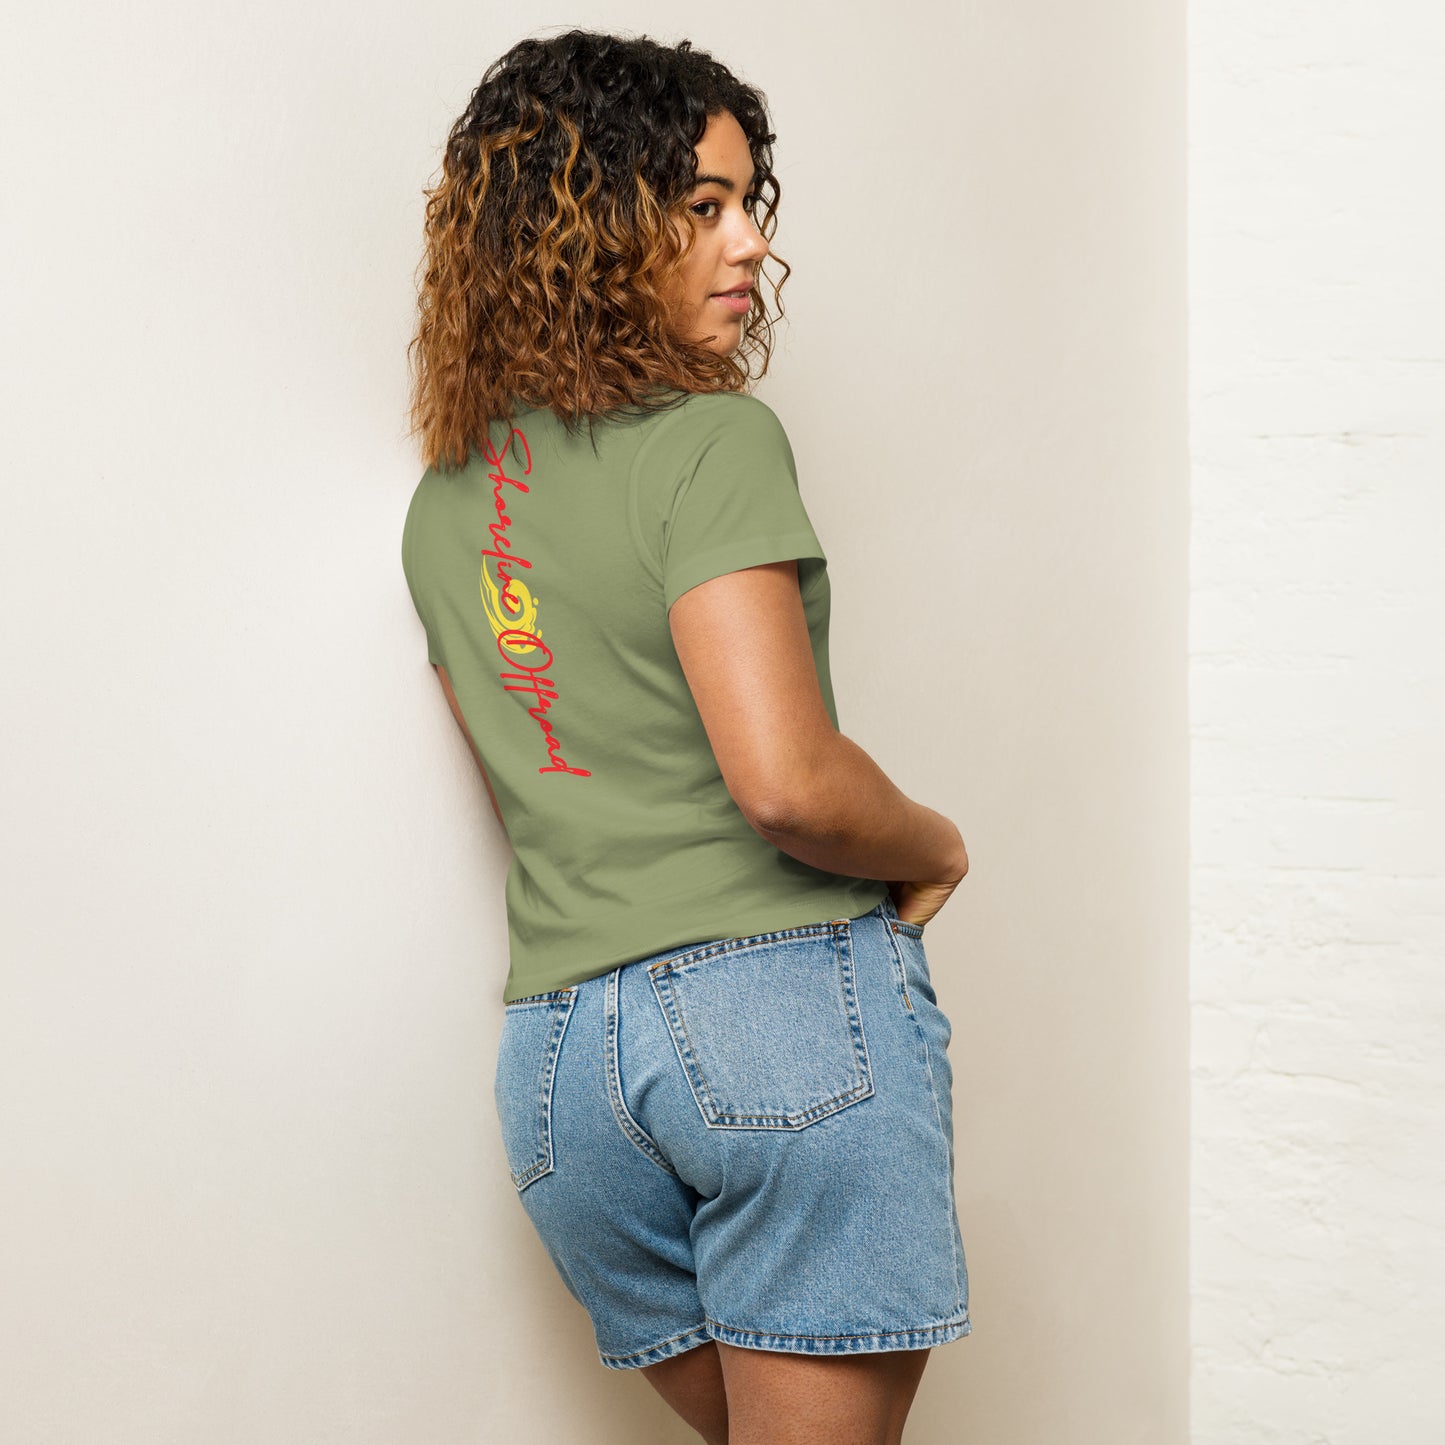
[406,28,792,470]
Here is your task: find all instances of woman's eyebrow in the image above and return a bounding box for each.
[692,170,760,192]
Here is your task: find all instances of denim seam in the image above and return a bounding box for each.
[597,1322,713,1368]
[603,967,679,1176]
[887,928,965,1315]
[504,987,579,1009]
[703,1314,972,1348]
[881,920,915,1011]
[644,919,841,977]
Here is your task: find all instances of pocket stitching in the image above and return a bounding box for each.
[648,921,874,1130]
[499,988,576,1191]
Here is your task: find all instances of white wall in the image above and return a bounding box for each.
[1189,3,1445,1441]
[1,3,1188,1441]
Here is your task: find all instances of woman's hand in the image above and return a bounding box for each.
[887,845,969,929]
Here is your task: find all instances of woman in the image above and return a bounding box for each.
[401,29,971,1445]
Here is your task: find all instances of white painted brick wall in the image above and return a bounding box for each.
[1191,3,1445,1440]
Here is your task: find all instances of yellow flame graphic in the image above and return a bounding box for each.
[480,563,542,657]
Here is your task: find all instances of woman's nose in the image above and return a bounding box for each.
[732,224,769,266]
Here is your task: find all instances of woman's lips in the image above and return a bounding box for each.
[711,292,751,314]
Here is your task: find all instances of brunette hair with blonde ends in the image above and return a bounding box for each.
[406,28,792,471]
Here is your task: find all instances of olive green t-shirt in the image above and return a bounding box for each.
[401,389,888,1002]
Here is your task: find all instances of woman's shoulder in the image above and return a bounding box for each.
[646,388,790,450]
[627,389,789,478]
[675,387,782,422]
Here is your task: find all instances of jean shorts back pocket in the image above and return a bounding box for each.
[647,919,873,1130]
[493,989,576,1192]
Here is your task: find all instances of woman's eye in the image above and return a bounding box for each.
[690,195,762,220]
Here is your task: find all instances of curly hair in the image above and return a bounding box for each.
[406,28,793,470]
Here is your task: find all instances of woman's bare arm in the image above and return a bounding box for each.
[668,560,967,887]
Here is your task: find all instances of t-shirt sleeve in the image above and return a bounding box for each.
[401,472,444,666]
[660,397,827,612]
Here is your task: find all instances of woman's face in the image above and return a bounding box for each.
[668,110,771,356]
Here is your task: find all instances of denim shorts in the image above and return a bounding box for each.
[491,893,972,1370]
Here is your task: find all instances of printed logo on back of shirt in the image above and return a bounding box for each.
[477,425,591,779]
